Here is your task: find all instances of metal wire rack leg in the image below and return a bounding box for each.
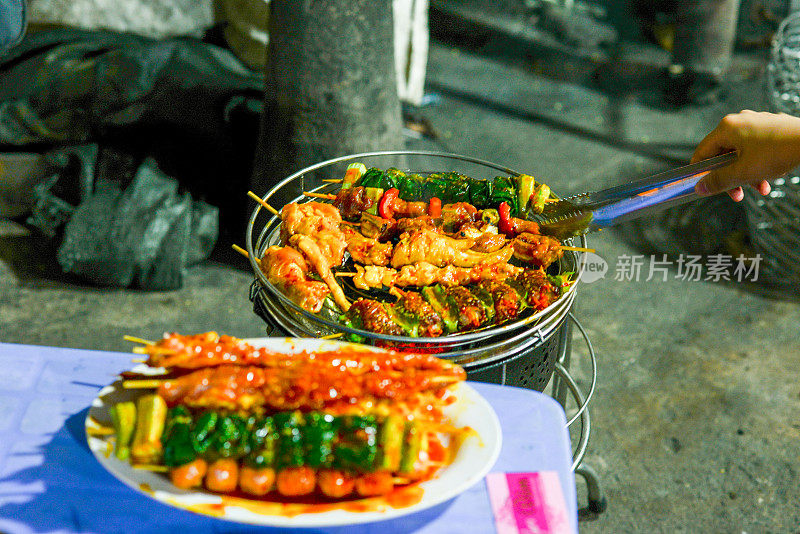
[552,313,607,516]
[576,464,608,514]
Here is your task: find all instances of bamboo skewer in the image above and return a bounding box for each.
[122,379,164,389]
[86,426,116,436]
[319,333,344,340]
[121,371,461,390]
[321,178,342,184]
[303,191,337,200]
[123,335,154,345]
[561,246,595,253]
[232,244,262,267]
[132,346,174,355]
[132,464,170,473]
[247,191,280,216]
[335,272,356,277]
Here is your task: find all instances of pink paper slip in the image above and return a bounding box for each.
[486,471,574,534]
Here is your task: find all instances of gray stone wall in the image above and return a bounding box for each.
[26,0,215,38]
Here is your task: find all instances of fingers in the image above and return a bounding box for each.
[697,175,771,200]
[691,116,738,163]
[754,180,771,196]
[691,134,727,164]
[695,168,732,196]
[727,187,744,202]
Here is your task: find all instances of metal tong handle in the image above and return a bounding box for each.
[578,151,738,208]
[587,151,738,230]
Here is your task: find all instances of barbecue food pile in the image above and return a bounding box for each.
[257,164,575,339]
[108,333,469,501]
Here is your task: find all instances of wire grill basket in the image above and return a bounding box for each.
[246,151,587,385]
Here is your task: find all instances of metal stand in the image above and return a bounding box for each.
[550,313,607,516]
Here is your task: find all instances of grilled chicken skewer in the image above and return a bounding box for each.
[278,202,351,311]
[132,332,463,373]
[260,246,331,313]
[348,262,523,291]
[391,229,514,269]
[134,364,462,412]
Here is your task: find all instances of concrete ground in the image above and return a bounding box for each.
[2,18,800,534]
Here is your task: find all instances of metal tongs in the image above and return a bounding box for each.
[530,151,738,239]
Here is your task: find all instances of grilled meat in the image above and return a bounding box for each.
[512,232,563,268]
[156,360,464,412]
[280,202,346,262]
[358,212,396,241]
[475,279,522,324]
[346,299,404,336]
[392,229,514,269]
[444,286,494,330]
[260,246,330,313]
[511,268,560,310]
[441,202,478,232]
[351,262,523,290]
[392,289,445,337]
[333,186,377,220]
[340,225,394,266]
[340,266,564,338]
[289,234,350,311]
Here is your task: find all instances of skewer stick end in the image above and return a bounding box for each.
[320,333,344,340]
[122,379,164,389]
[561,246,596,253]
[303,191,337,200]
[232,244,262,267]
[123,335,154,345]
[132,464,170,473]
[247,191,280,216]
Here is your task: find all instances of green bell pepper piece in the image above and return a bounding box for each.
[358,168,385,189]
[302,412,337,468]
[422,285,459,334]
[245,416,277,468]
[333,415,378,472]
[274,411,305,468]
[163,421,196,467]
[190,411,218,454]
[209,414,248,459]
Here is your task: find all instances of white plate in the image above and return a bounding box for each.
[86,337,502,528]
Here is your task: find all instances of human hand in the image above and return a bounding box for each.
[692,110,800,201]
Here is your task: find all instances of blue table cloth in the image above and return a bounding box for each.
[0,342,577,534]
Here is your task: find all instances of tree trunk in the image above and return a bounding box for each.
[251,0,404,198]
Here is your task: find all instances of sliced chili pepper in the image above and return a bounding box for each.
[378,188,400,219]
[428,196,442,218]
[498,201,513,235]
